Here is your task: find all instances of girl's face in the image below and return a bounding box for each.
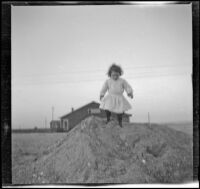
[111,71,120,80]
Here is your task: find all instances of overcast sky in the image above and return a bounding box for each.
[12,4,192,129]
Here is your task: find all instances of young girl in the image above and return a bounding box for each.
[99,64,133,127]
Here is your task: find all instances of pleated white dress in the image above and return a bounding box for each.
[99,78,133,114]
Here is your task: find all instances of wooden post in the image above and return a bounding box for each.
[52,106,54,121]
[45,117,47,129]
[148,112,151,127]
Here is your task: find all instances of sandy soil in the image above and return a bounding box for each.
[12,116,193,184]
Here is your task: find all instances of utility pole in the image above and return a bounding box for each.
[52,106,54,121]
[45,117,47,128]
[148,112,151,127]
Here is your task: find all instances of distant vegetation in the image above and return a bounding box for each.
[12,121,193,135]
[12,128,52,133]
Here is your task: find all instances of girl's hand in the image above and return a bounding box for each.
[128,93,133,99]
[100,95,104,101]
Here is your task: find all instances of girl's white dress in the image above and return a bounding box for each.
[100,78,133,114]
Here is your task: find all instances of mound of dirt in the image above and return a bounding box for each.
[14,116,193,184]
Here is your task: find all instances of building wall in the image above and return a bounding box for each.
[61,118,69,131]
[61,102,100,131]
[50,120,62,131]
[94,113,130,122]
[60,102,130,132]
[90,109,130,122]
[122,115,130,122]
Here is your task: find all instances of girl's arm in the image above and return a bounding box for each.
[100,80,108,100]
[123,79,133,98]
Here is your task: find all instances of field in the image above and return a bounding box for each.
[163,122,193,136]
[12,119,193,184]
[12,133,67,172]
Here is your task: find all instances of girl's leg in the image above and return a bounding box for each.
[105,110,111,123]
[117,113,123,127]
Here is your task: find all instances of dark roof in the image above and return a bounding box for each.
[60,101,132,119]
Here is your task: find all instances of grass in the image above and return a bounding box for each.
[12,118,193,184]
[12,132,68,184]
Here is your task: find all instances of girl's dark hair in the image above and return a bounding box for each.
[107,63,123,77]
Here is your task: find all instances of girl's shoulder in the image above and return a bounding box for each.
[119,77,126,82]
[119,78,130,85]
[104,78,111,85]
[106,78,111,82]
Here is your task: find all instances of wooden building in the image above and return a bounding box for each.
[58,101,131,132]
[50,120,62,132]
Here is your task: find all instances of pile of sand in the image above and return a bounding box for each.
[14,116,193,184]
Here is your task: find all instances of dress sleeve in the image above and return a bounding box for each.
[123,79,133,94]
[100,80,108,96]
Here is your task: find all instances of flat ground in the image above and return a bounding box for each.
[12,133,67,176]
[12,117,193,184]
